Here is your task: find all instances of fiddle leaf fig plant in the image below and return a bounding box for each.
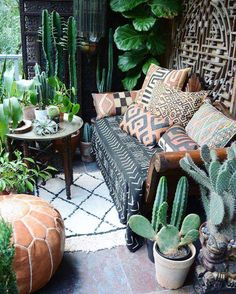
[110,0,181,90]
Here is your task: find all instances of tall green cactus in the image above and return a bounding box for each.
[96,28,114,93]
[151,176,167,232]
[170,176,188,230]
[52,11,64,81]
[41,9,54,77]
[180,143,236,241]
[82,123,93,143]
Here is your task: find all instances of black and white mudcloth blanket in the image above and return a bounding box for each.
[92,116,161,252]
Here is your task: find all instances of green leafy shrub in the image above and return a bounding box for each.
[110,0,181,90]
[0,218,18,294]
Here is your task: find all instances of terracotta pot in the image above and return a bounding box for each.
[80,141,94,163]
[34,108,47,120]
[23,105,36,121]
[53,130,80,157]
[153,242,196,290]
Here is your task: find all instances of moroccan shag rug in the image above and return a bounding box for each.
[38,171,126,252]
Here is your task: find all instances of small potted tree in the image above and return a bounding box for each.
[80,123,94,162]
[180,144,236,292]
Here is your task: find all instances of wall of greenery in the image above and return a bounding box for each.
[110,0,181,90]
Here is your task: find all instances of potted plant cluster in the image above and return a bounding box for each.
[80,123,94,163]
[180,144,236,292]
[129,176,200,290]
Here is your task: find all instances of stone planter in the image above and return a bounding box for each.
[153,242,196,290]
[80,141,94,163]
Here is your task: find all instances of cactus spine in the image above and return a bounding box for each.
[96,28,114,93]
[180,143,236,241]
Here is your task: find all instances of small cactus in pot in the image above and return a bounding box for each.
[80,123,94,163]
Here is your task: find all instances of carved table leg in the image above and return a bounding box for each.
[62,136,73,200]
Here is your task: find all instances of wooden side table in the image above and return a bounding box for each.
[6,114,83,199]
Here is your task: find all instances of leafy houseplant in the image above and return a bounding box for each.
[180,144,236,291]
[128,176,200,289]
[110,0,181,90]
[0,150,55,194]
[0,218,18,294]
[80,123,94,163]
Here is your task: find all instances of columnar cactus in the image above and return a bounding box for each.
[82,123,93,143]
[180,143,236,242]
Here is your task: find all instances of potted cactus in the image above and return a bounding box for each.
[147,176,189,262]
[180,143,236,292]
[129,187,200,289]
[80,123,94,163]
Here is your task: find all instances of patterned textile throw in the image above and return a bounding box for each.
[186,103,236,148]
[148,80,206,127]
[92,91,138,119]
[158,124,199,152]
[92,116,161,251]
[137,64,191,107]
[120,104,172,148]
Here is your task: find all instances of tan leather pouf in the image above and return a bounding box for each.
[0,194,65,294]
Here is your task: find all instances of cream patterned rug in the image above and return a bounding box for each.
[38,171,126,252]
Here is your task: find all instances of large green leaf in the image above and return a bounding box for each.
[114,24,146,51]
[133,17,156,32]
[142,57,159,75]
[146,34,166,55]
[122,71,142,90]
[118,50,147,72]
[151,0,181,18]
[0,104,8,141]
[110,0,147,13]
[3,69,14,97]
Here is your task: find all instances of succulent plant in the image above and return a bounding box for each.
[180,143,236,242]
[34,119,58,136]
[82,123,93,143]
[129,203,200,255]
[47,105,60,119]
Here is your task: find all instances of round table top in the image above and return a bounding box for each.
[7,114,83,141]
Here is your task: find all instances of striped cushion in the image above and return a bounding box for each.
[92,91,138,119]
[137,64,190,107]
[159,125,199,152]
[120,104,172,148]
[186,103,236,148]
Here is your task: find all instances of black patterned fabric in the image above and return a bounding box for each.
[92,116,161,252]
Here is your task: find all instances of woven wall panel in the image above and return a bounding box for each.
[170,0,236,113]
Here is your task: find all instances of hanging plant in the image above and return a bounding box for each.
[110,0,181,90]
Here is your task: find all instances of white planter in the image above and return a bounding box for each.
[34,108,47,120]
[153,242,196,290]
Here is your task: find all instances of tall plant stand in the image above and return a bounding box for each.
[6,115,83,199]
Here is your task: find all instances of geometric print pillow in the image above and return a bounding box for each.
[186,102,236,148]
[148,80,207,127]
[120,104,173,148]
[137,64,191,107]
[158,124,199,152]
[92,90,138,120]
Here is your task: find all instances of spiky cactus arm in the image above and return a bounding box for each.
[41,10,54,77]
[209,160,221,191]
[170,176,188,230]
[106,28,114,92]
[151,176,168,232]
[96,55,102,93]
[200,144,212,170]
[199,185,210,218]
[52,11,64,80]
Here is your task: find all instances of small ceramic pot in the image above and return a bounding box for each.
[23,105,36,121]
[34,108,47,120]
[153,242,196,290]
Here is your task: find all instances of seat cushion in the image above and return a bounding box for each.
[92,116,161,251]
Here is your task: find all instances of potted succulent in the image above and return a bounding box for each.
[146,176,189,263]
[129,205,200,289]
[80,123,94,162]
[33,119,59,136]
[0,150,55,194]
[180,144,236,292]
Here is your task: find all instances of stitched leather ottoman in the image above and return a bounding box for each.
[0,194,65,294]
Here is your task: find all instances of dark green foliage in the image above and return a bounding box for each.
[82,123,93,143]
[110,0,181,90]
[0,218,18,294]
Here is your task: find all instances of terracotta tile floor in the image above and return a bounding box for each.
[36,245,194,294]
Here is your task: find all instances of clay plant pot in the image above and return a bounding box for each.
[79,141,94,163]
[34,108,47,120]
[153,242,196,290]
[53,130,80,158]
[23,105,36,121]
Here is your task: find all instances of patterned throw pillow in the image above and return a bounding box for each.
[148,80,207,127]
[137,64,191,107]
[158,124,199,152]
[92,91,138,119]
[186,103,236,148]
[120,104,172,148]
